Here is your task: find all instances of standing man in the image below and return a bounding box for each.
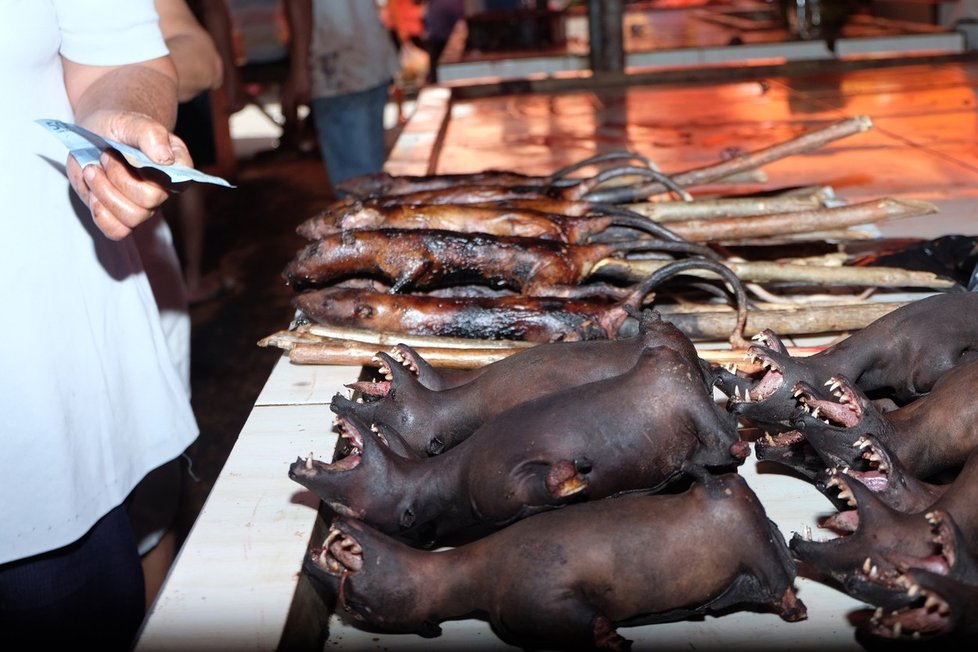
[283,0,401,190]
[0,1,199,648]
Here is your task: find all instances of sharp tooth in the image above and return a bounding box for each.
[907,583,919,598]
[744,389,752,402]
[306,454,314,470]
[356,397,364,403]
[912,632,921,640]
[892,622,901,637]
[864,557,873,573]
[792,387,803,398]
[874,606,883,620]
[734,386,742,399]
[812,406,821,419]
[939,602,950,615]
[371,424,379,432]
[804,525,812,540]
[925,511,938,524]
[765,432,775,444]
[752,332,765,341]
[870,565,879,579]
[324,527,340,548]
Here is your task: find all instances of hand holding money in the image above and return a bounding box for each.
[38,117,232,240]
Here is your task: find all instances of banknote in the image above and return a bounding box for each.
[36,118,234,188]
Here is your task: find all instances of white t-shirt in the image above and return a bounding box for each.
[0,0,199,564]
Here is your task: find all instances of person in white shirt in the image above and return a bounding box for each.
[0,1,199,648]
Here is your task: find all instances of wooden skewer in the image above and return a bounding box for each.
[623,191,831,222]
[259,299,917,368]
[594,258,956,290]
[271,337,823,370]
[586,116,874,202]
[663,197,937,242]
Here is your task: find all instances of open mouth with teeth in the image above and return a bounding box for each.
[310,524,365,576]
[346,345,420,397]
[817,439,896,531]
[291,414,394,479]
[735,340,788,405]
[794,375,863,428]
[865,585,952,640]
[308,523,367,618]
[860,511,958,640]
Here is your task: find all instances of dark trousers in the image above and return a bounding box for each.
[0,504,146,650]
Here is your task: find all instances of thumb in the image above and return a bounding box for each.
[112,113,176,165]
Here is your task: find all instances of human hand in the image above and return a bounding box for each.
[67,110,193,240]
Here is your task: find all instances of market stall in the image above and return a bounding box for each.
[136,56,978,651]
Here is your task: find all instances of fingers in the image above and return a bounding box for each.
[77,151,170,240]
[68,112,196,240]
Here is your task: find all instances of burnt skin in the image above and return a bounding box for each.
[292,255,749,347]
[720,292,978,430]
[283,227,715,298]
[336,310,711,457]
[302,473,806,650]
[293,201,714,260]
[332,152,660,200]
[289,345,745,544]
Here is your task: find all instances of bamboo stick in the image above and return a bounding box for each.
[594,258,957,290]
[586,116,874,202]
[623,193,828,222]
[663,197,936,242]
[271,335,823,370]
[259,300,915,366]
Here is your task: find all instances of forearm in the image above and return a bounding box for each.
[283,0,312,67]
[167,35,223,102]
[65,57,180,130]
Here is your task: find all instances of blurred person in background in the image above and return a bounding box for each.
[283,0,401,191]
[162,0,243,304]
[0,0,198,648]
[423,0,465,83]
